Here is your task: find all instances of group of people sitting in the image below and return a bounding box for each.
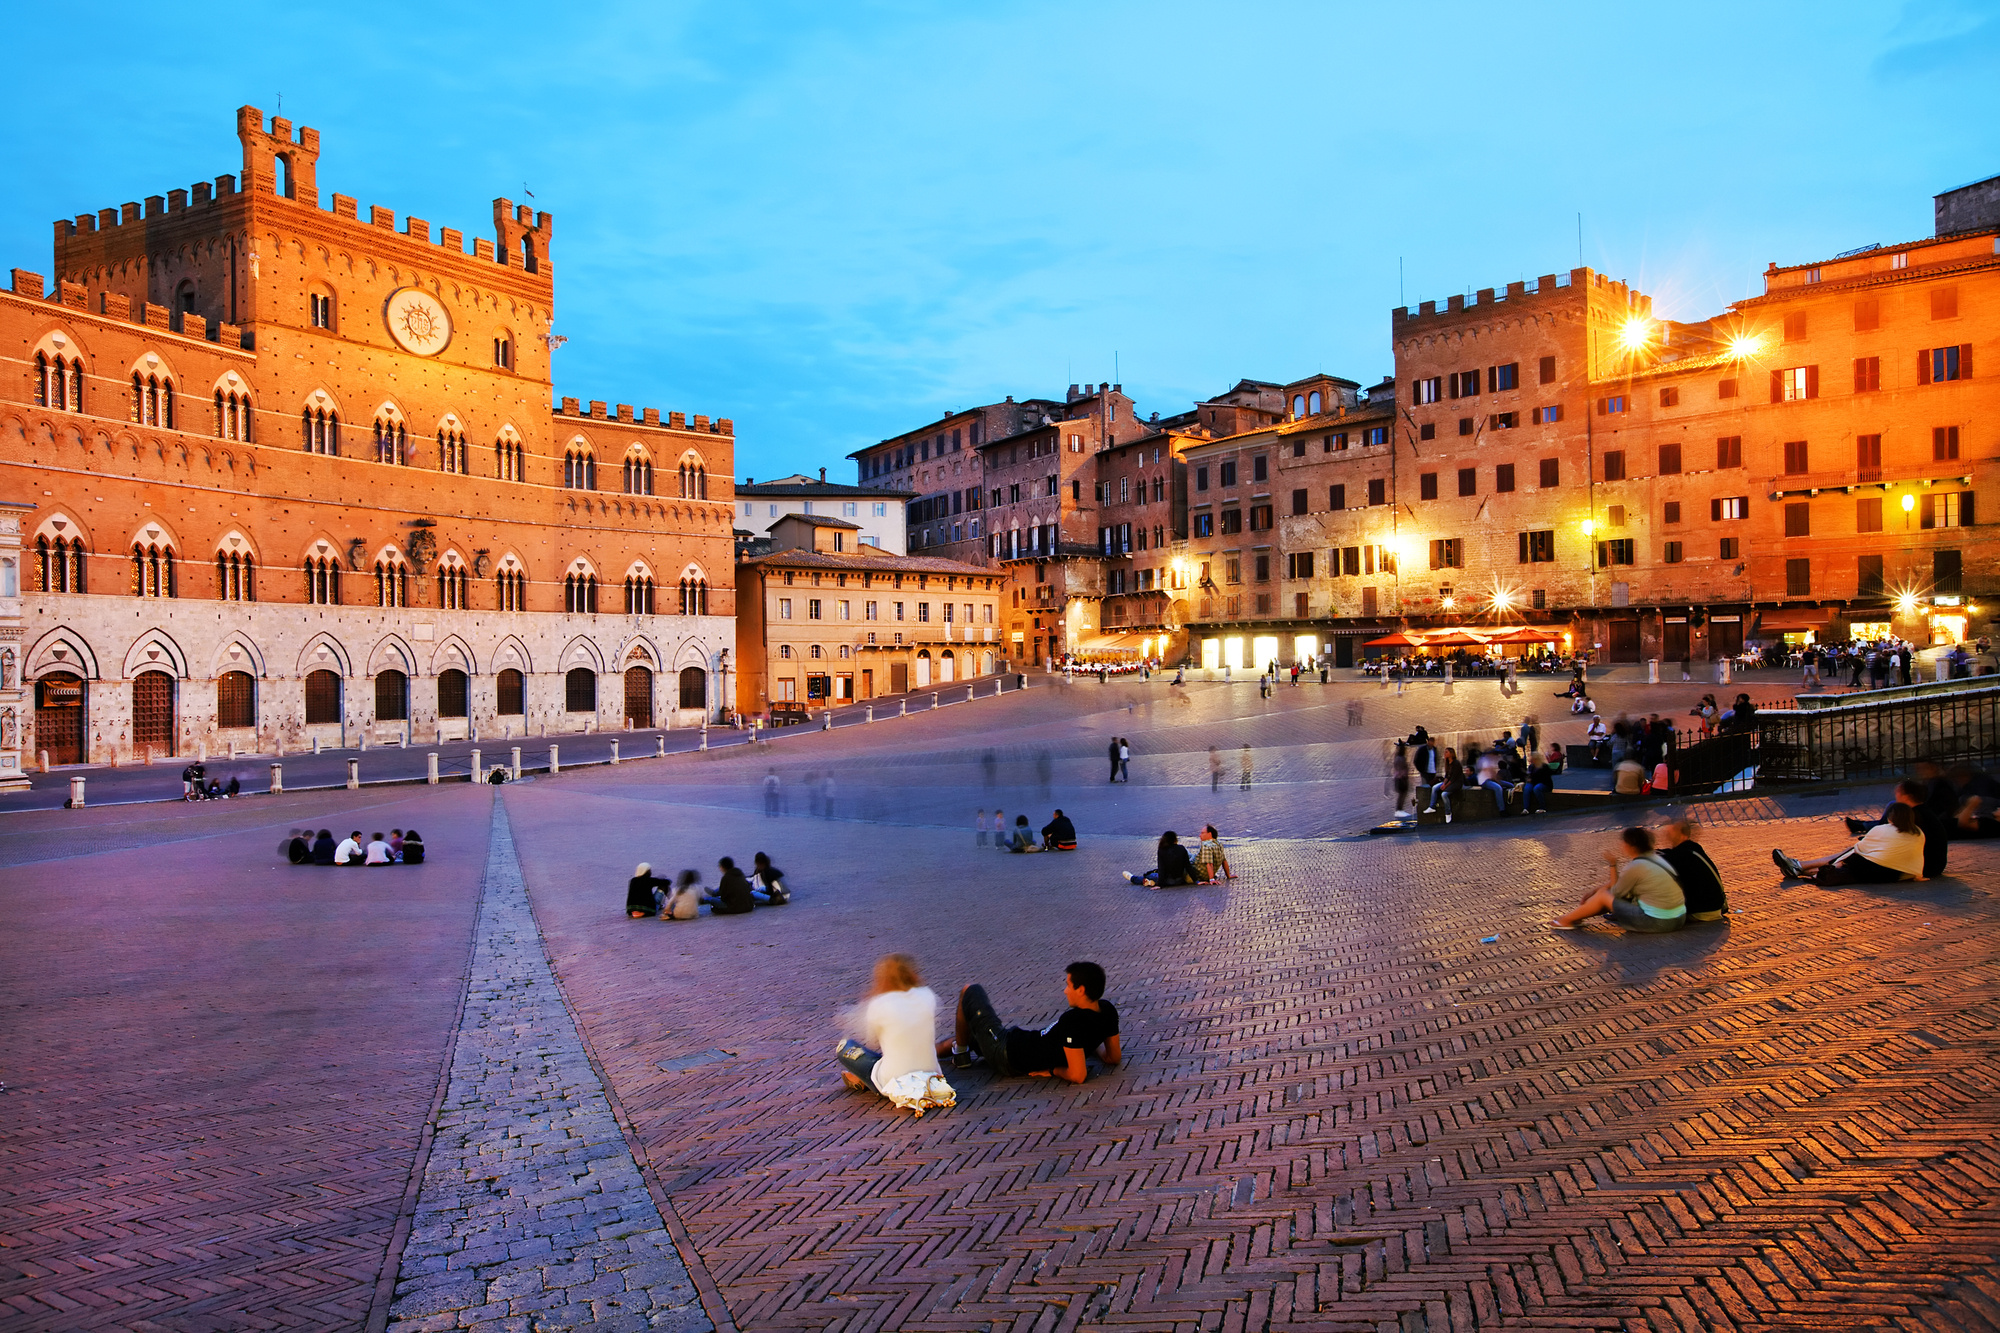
[626,853,790,919]
[1771,759,1993,885]
[981,808,1078,852]
[1122,825,1235,887]
[836,956,1121,1109]
[1401,727,1560,822]
[287,828,426,865]
[1551,816,1727,932]
[182,762,241,801]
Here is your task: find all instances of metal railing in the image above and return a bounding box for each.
[1755,685,2000,782]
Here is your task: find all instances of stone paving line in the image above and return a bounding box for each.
[384,798,712,1333]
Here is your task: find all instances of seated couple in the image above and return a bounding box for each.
[1773,780,1939,884]
[625,853,789,919]
[1122,826,1234,887]
[1552,818,1727,932]
[837,957,1119,1100]
[1005,809,1077,852]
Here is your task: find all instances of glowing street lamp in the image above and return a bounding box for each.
[1580,518,1596,538]
[1903,492,1917,529]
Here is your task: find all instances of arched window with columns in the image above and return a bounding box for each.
[437,551,469,609]
[375,552,410,607]
[302,393,341,455]
[623,446,654,496]
[677,453,707,499]
[496,427,525,482]
[215,548,255,602]
[624,564,655,614]
[131,368,174,428]
[35,349,85,414]
[36,532,87,593]
[132,540,176,598]
[373,408,408,466]
[564,441,596,490]
[495,554,527,611]
[438,418,468,474]
[214,381,253,442]
[303,552,341,604]
[564,560,599,613]
[678,571,710,616]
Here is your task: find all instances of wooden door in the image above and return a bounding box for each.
[624,667,653,728]
[132,671,175,757]
[1608,620,1641,662]
[34,672,85,765]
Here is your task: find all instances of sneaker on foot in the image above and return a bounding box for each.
[1771,848,1800,878]
[1444,813,1453,824]
[1121,872,1137,884]
[1844,816,1871,836]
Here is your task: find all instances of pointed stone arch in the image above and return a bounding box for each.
[209,632,267,679]
[26,626,101,680]
[120,628,191,681]
[428,633,479,677]
[365,634,418,678]
[491,634,534,676]
[558,636,606,674]
[296,633,353,679]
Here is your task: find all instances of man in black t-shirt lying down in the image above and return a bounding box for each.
[943,961,1121,1083]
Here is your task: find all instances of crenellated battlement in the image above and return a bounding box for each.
[553,398,733,436]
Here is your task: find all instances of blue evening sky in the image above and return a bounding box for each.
[4,1,1995,481]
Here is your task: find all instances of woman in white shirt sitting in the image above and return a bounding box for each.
[1773,802,1924,884]
[838,954,941,1097]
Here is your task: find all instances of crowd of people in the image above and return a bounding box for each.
[285,828,425,865]
[1397,723,1559,822]
[181,761,241,801]
[625,852,791,918]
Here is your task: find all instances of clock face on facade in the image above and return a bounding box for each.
[383,287,453,356]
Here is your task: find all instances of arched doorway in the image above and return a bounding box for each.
[624,666,653,728]
[915,650,932,688]
[981,651,995,675]
[565,667,597,713]
[217,670,256,729]
[939,650,955,682]
[375,670,408,722]
[132,671,176,758]
[678,666,706,711]
[305,669,342,725]
[34,672,85,765]
[496,668,525,716]
[438,669,469,719]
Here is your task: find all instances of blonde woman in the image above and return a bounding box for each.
[837,954,941,1097]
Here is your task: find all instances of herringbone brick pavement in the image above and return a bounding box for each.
[508,763,2000,1333]
[0,788,492,1332]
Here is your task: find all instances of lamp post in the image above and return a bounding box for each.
[716,647,730,724]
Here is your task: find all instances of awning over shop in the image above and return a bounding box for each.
[1755,609,1834,632]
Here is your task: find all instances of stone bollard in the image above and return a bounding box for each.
[995,679,1003,697]
[932,692,939,709]
[1939,655,1950,683]
[657,735,667,757]
[699,727,708,752]
[270,762,283,794]
[610,739,620,765]
[470,749,482,784]
[197,739,207,762]
[823,710,832,731]
[359,732,367,752]
[69,776,85,808]
[1648,658,1660,684]
[900,698,908,716]
[428,753,440,785]
[1718,658,1732,685]
[967,685,975,703]
[313,735,322,755]
[866,704,875,723]
[1444,662,1454,685]
[510,746,522,781]
[549,744,560,776]
[40,748,51,773]
[347,758,360,790]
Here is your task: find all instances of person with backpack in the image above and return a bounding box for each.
[1551,827,1687,932]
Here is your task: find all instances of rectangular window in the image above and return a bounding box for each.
[1713,496,1749,520]
[894,601,904,620]
[1596,539,1634,566]
[1458,417,1474,436]
[1225,557,1241,584]
[1458,467,1477,497]
[1785,502,1810,537]
[1248,504,1273,531]
[1220,509,1242,534]
[1252,455,1268,482]
[1414,376,1442,403]
[1858,554,1885,597]
[1491,362,1519,391]
[1291,439,1305,458]
[1718,378,1739,399]
[917,602,929,622]
[865,600,877,620]
[1720,536,1739,560]
[1786,558,1811,596]
[1194,513,1213,537]
[1784,440,1809,474]
[1920,346,1971,383]
[1367,478,1386,506]
[808,598,822,619]
[1495,463,1515,493]
[1936,549,1964,595]
[1597,395,1627,415]
[779,598,792,619]
[1857,497,1882,532]
[839,600,851,620]
[1934,425,1961,460]
[1489,411,1517,429]
[1783,312,1807,342]
[1219,461,1238,487]
[1254,554,1270,582]
[1518,530,1555,563]
[1603,451,1625,481]
[1540,458,1559,488]
[1921,492,1973,529]
[1449,369,1480,397]
[1364,427,1389,446]
[1329,432,1349,451]
[1663,541,1683,564]
[1854,356,1880,392]
[1932,287,1959,320]
[1664,501,1681,524]
[1329,484,1345,510]
[1287,552,1315,579]
[1419,472,1438,500]
[1773,366,1818,402]
[1429,537,1464,569]
[1539,355,1557,384]
[1532,404,1564,424]
[1196,466,1209,491]
[1716,436,1743,469]
[1659,442,1681,474]
[1854,297,1879,331]
[1659,386,1679,407]
[1291,488,1308,516]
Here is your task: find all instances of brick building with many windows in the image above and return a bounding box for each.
[7,107,735,765]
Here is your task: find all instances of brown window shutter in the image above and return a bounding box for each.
[1853,358,1865,392]
[1919,350,1932,385]
[1921,494,1935,529]
[1963,344,1974,377]
[1805,365,1819,398]
[1963,492,1977,526]
[1770,369,1783,403]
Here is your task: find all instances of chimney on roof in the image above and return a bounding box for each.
[745,476,752,484]
[1112,383,1121,393]
[819,467,826,482]
[1100,382,1109,393]
[1067,384,1079,401]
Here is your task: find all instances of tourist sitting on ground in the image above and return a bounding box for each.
[1552,827,1687,932]
[1850,762,1955,838]
[1773,801,1925,884]
[1193,825,1235,881]
[1613,753,1647,798]
[1658,815,1727,921]
[389,829,405,861]
[750,852,790,904]
[703,856,758,914]
[312,829,337,865]
[662,870,702,919]
[627,862,667,917]
[1005,815,1041,852]
[335,830,365,866]
[365,832,394,865]
[401,829,425,864]
[224,775,240,798]
[1425,750,1464,823]
[205,779,224,800]
[1523,753,1553,814]
[1041,810,1078,850]
[940,961,1121,1083]
[286,829,311,864]
[837,953,942,1098]
[1124,831,1195,887]
[1837,779,1949,878]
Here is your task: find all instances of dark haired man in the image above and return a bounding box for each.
[945,963,1120,1084]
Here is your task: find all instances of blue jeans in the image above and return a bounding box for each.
[836,1038,880,1089]
[1524,781,1551,812]
[1481,779,1509,814]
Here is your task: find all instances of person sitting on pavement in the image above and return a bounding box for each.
[627,862,667,917]
[1123,831,1195,887]
[1005,815,1041,852]
[837,953,942,1098]
[1948,764,2000,837]
[1193,825,1235,881]
[1842,777,1951,879]
[205,779,224,800]
[224,775,240,798]
[335,830,365,866]
[662,870,702,919]
[1613,753,1647,798]
[389,829,405,861]
[364,832,394,866]
[286,829,311,864]
[1041,810,1078,850]
[703,856,758,914]
[750,852,790,904]
[312,829,337,865]
[400,829,425,864]
[1552,827,1687,933]
[1658,815,1728,922]
[941,961,1121,1083]
[1773,801,1925,885]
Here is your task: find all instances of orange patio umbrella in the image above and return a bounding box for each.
[1363,631,1425,647]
